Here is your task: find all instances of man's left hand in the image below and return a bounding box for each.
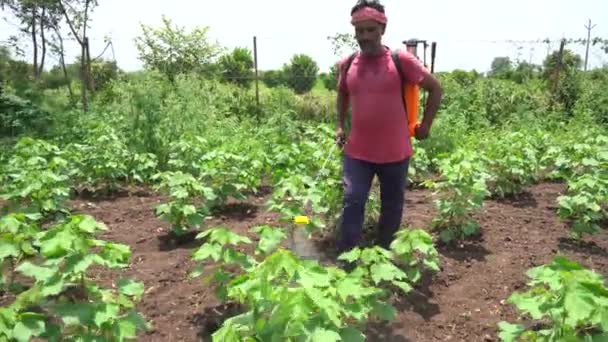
[415,122,431,140]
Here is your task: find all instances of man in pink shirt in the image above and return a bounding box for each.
[335,0,443,254]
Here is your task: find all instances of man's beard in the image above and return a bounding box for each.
[359,40,381,54]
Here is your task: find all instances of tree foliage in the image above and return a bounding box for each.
[261,70,285,88]
[543,49,583,115]
[218,47,254,88]
[134,15,223,81]
[282,54,319,94]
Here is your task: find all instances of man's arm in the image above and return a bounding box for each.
[398,49,443,139]
[335,60,350,146]
[337,89,349,130]
[418,73,443,130]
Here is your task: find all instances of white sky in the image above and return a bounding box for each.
[1,0,607,73]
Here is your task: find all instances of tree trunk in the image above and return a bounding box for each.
[38,7,46,76]
[31,5,38,79]
[80,40,88,111]
[85,37,94,91]
[54,26,75,105]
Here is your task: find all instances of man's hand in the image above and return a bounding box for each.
[414,122,431,140]
[416,72,443,140]
[335,127,346,148]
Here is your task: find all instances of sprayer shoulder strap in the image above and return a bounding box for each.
[391,50,408,115]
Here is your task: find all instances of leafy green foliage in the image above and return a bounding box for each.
[426,149,489,243]
[482,131,542,198]
[0,138,72,217]
[0,92,51,137]
[218,47,254,88]
[0,214,150,341]
[557,172,608,239]
[153,171,215,236]
[134,15,223,81]
[498,257,608,341]
[282,54,319,94]
[191,226,439,341]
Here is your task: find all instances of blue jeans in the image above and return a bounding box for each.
[336,154,410,253]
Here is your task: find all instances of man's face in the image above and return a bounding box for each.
[354,20,384,54]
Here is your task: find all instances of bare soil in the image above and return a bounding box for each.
[68,182,608,342]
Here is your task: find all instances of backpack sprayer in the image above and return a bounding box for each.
[403,38,438,135]
[289,39,438,258]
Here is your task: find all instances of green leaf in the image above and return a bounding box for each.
[338,248,360,263]
[193,243,222,262]
[54,302,96,326]
[339,327,365,342]
[393,281,412,293]
[77,215,105,233]
[251,226,286,255]
[93,303,120,327]
[372,302,396,321]
[12,312,46,342]
[497,322,525,342]
[16,262,54,282]
[370,262,401,284]
[311,328,341,342]
[118,279,145,298]
[115,311,150,339]
[0,238,20,260]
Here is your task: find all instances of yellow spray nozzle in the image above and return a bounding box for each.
[293,216,310,225]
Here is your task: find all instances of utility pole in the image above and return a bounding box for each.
[584,19,596,71]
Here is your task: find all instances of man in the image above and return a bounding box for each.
[335,0,443,254]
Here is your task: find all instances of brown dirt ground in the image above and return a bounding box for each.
[67,182,608,342]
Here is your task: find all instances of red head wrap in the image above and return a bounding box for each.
[351,6,387,25]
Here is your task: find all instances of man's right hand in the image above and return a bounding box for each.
[335,127,346,149]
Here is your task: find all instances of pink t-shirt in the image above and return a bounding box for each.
[337,46,429,163]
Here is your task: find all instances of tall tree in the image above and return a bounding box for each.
[57,0,98,111]
[0,0,60,79]
[134,15,223,82]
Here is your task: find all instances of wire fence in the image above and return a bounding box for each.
[2,24,608,98]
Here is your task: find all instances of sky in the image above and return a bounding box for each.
[1,0,607,73]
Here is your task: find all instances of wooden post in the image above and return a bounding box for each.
[552,39,566,93]
[431,42,437,74]
[253,36,260,119]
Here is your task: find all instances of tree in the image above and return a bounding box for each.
[282,54,319,94]
[0,0,62,79]
[134,15,223,82]
[488,57,513,78]
[511,61,541,84]
[218,47,254,88]
[450,69,481,86]
[543,48,583,115]
[327,32,358,58]
[0,45,31,94]
[57,0,98,111]
[321,63,339,91]
[542,49,582,80]
[261,70,284,88]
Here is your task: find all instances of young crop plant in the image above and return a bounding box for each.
[0,214,150,341]
[557,172,608,240]
[190,225,439,341]
[498,256,608,341]
[425,149,490,243]
[0,213,41,293]
[481,132,541,199]
[542,134,608,181]
[267,172,342,233]
[0,139,72,219]
[152,171,216,237]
